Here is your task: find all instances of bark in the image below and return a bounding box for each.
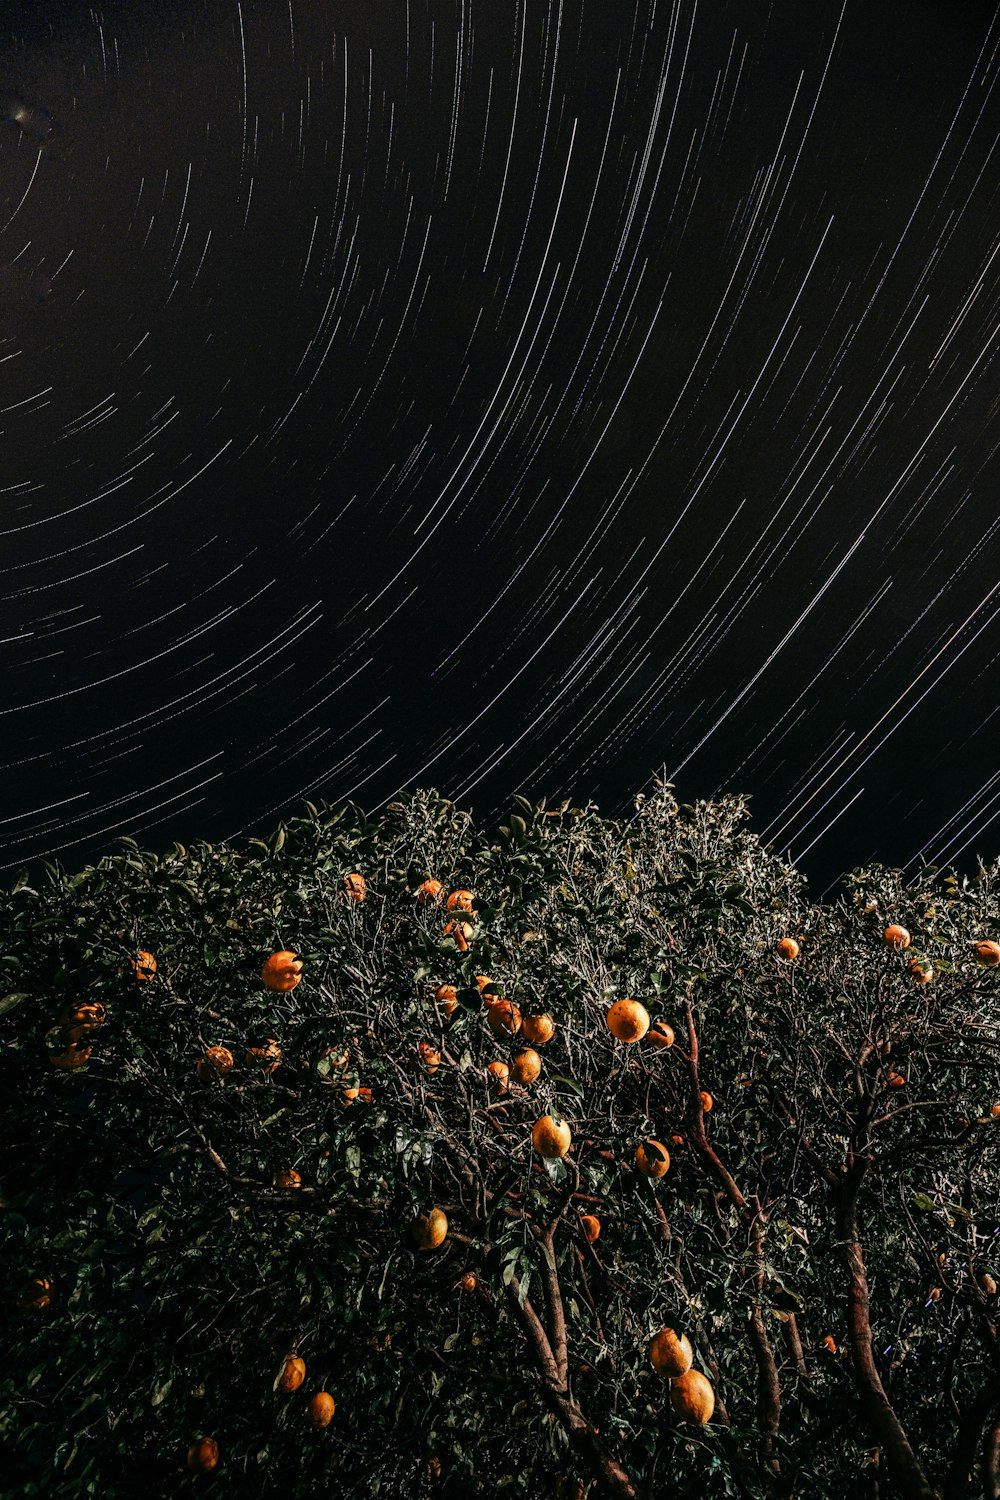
[984,1411,1000,1499]
[784,1313,808,1379]
[943,1385,1000,1500]
[836,1170,936,1500]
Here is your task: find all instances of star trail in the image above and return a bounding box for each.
[3,0,1000,892]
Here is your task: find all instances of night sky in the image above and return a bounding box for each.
[4,0,1000,895]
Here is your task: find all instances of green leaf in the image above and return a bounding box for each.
[913,1193,936,1212]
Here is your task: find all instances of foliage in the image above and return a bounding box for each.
[3,785,1000,1499]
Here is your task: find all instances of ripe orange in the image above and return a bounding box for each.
[532,1115,572,1158]
[418,1042,440,1074]
[974,940,1000,967]
[461,1272,478,1293]
[606,999,651,1043]
[443,920,474,951]
[487,1000,522,1037]
[580,1215,601,1243]
[16,1278,52,1312]
[273,1169,302,1189]
[821,1335,837,1353]
[888,1072,906,1088]
[991,1104,1000,1118]
[776,937,800,960]
[908,958,934,984]
[981,1274,997,1296]
[340,1087,373,1106]
[197,1046,234,1081]
[261,951,303,992]
[416,879,443,905]
[411,1208,448,1250]
[446,889,475,913]
[635,1139,670,1179]
[307,1391,335,1427]
[186,1437,219,1473]
[56,1001,106,1041]
[279,1356,306,1392]
[521,1014,555,1045]
[49,1043,91,1070]
[433,984,459,1018]
[649,1328,693,1377]
[669,1368,715,1425]
[487,1061,510,1095]
[129,950,157,981]
[343,872,366,903]
[927,1287,942,1303]
[425,1457,443,1480]
[510,1049,542,1086]
[648,1020,675,1049]
[245,1039,282,1073]
[699,1091,713,1113]
[884,925,910,950]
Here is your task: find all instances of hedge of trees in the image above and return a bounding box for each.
[3,783,1000,1499]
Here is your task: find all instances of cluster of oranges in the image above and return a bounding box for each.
[47,950,157,1071]
[649,1326,714,1425]
[186,1359,334,1475]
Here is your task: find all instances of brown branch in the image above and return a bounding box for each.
[984,1409,1000,1499]
[944,1385,1000,1500]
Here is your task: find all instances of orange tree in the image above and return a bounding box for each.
[3,784,1000,1498]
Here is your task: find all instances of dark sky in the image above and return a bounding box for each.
[4,0,1000,895]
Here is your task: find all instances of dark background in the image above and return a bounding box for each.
[3,0,1000,895]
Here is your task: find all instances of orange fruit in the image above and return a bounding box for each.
[340,1086,373,1106]
[981,1274,997,1296]
[432,983,459,1018]
[699,1091,713,1113]
[129,950,157,981]
[426,1457,442,1480]
[487,1061,510,1095]
[487,1000,522,1037]
[273,1168,302,1189]
[49,1043,91,1070]
[446,889,475,913]
[991,1104,1000,1118]
[343,872,366,903]
[418,1042,441,1074]
[884,925,910,950]
[908,959,934,984]
[928,1287,942,1303]
[580,1215,601,1243]
[16,1278,52,1312]
[461,1272,478,1293]
[279,1356,306,1391]
[606,998,651,1043]
[974,940,1000,967]
[56,1001,106,1040]
[245,1039,282,1073]
[635,1139,670,1179]
[197,1045,234,1081]
[510,1049,542,1086]
[648,1020,675,1049]
[888,1072,906,1088]
[315,1047,350,1079]
[521,1014,555,1045]
[416,880,443,905]
[776,937,799,960]
[669,1368,715,1425]
[443,920,474,951]
[649,1327,693,1376]
[475,975,494,993]
[411,1208,448,1250]
[822,1335,837,1353]
[261,951,303,992]
[532,1115,571,1158]
[307,1391,335,1427]
[186,1437,219,1473]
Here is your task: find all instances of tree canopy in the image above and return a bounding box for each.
[4,784,1000,1499]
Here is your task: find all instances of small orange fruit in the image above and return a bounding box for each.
[822,1335,837,1354]
[532,1115,572,1158]
[487,1000,522,1037]
[56,1001,106,1040]
[974,940,1000,967]
[418,1042,441,1074]
[16,1278,52,1312]
[649,1327,693,1377]
[908,958,934,983]
[461,1272,478,1292]
[884,925,910,950]
[426,1457,443,1480]
[580,1215,601,1243]
[446,889,475,913]
[416,879,443,905]
[888,1072,906,1088]
[279,1356,306,1392]
[981,1274,998,1296]
[635,1139,670,1179]
[49,1043,91,1070]
[648,1020,675,1049]
[443,920,474,951]
[411,1208,448,1250]
[343,872,366,903]
[246,1039,282,1073]
[197,1045,234,1081]
[927,1287,942,1303]
[606,999,651,1043]
[186,1436,219,1473]
[261,951,303,991]
[433,983,459,1018]
[669,1368,715,1425]
[510,1048,542,1086]
[307,1391,336,1427]
[487,1061,510,1095]
[273,1168,302,1189]
[340,1086,373,1106]
[991,1104,1000,1118]
[699,1091,714,1112]
[776,937,799,960]
[521,1014,555,1045]
[129,950,157,981]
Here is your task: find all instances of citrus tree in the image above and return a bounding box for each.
[3,785,1000,1499]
